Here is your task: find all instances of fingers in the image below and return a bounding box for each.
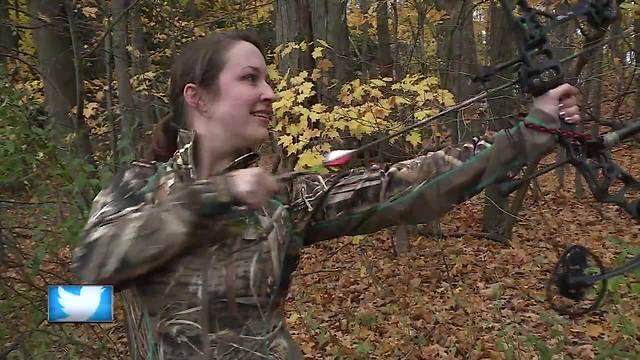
[226,168,280,209]
[553,84,581,124]
[549,83,579,100]
[531,83,582,125]
[559,104,580,124]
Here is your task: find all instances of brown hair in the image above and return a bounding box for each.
[145,30,265,162]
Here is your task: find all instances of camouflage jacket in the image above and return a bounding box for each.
[72,109,557,359]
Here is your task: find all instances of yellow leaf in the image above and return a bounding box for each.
[363,112,375,127]
[339,93,352,105]
[426,76,440,86]
[406,131,422,147]
[82,7,98,18]
[296,151,324,170]
[311,103,327,113]
[299,82,314,96]
[267,64,281,82]
[286,143,301,156]
[300,128,320,142]
[83,102,99,118]
[372,106,388,119]
[311,46,324,59]
[395,96,410,105]
[287,123,302,136]
[311,68,322,81]
[584,324,604,338]
[315,143,331,152]
[353,86,364,102]
[290,76,305,86]
[317,39,329,47]
[417,92,434,102]
[325,128,340,138]
[369,88,383,98]
[439,90,456,107]
[414,110,427,120]
[370,79,386,87]
[281,44,293,57]
[287,312,300,325]
[278,135,293,147]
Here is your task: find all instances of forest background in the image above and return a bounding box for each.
[1,0,640,359]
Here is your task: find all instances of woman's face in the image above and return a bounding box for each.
[198,41,275,150]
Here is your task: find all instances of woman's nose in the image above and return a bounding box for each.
[261,81,275,102]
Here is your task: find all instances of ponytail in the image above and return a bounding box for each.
[144,114,180,162]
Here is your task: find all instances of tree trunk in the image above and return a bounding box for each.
[434,0,479,141]
[434,0,479,103]
[411,1,427,74]
[391,0,402,79]
[64,0,89,159]
[112,0,138,165]
[275,0,313,75]
[28,0,93,161]
[0,1,17,68]
[550,1,576,189]
[376,0,393,78]
[481,0,517,240]
[130,3,156,136]
[359,0,370,80]
[274,0,313,177]
[310,0,351,102]
[576,46,604,200]
[634,18,640,121]
[486,0,515,130]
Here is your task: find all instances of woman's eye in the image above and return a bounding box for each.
[244,74,258,83]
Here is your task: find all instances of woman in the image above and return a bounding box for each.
[72,31,580,359]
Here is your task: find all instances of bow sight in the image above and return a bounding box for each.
[479,0,639,316]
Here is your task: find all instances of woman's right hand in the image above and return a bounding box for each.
[226,168,280,209]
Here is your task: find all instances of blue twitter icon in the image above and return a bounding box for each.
[48,285,113,323]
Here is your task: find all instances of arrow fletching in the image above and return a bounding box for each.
[323,149,355,167]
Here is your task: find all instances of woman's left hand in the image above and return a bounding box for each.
[532,83,581,125]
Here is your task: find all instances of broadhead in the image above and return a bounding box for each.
[323,149,355,167]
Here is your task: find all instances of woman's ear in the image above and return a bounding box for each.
[183,83,206,113]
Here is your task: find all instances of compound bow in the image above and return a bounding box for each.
[480,0,640,316]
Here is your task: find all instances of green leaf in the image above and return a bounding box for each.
[356,341,373,355]
[607,235,627,246]
[608,275,626,293]
[619,315,637,337]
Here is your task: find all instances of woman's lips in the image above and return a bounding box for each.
[252,112,272,127]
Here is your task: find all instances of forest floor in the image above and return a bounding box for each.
[1,146,639,360]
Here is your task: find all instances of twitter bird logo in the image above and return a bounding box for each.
[48,285,113,323]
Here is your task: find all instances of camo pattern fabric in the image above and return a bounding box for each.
[71,109,558,359]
